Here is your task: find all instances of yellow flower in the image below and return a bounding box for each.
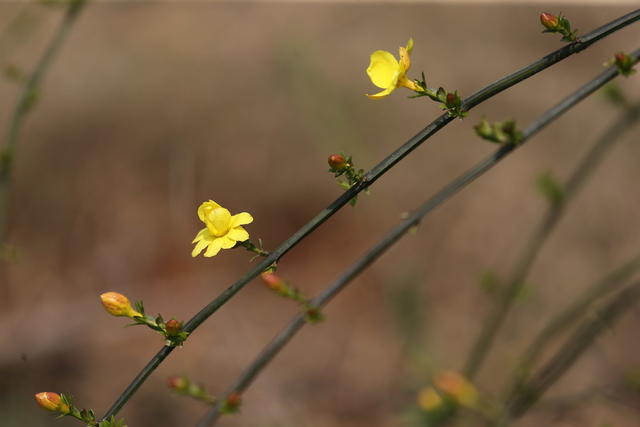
[192,200,253,257]
[34,392,70,414]
[100,292,143,318]
[366,38,421,99]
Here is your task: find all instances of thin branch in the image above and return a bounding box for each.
[463,101,640,379]
[195,47,640,427]
[100,11,640,420]
[0,0,86,247]
[505,249,640,401]
[502,281,640,423]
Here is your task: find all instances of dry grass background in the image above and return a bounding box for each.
[1,2,639,427]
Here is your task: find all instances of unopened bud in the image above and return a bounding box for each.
[221,392,242,414]
[165,319,183,336]
[167,375,189,392]
[260,272,287,293]
[34,392,70,414]
[328,154,347,171]
[100,292,142,318]
[540,12,559,30]
[417,387,443,411]
[446,92,456,106]
[434,370,478,408]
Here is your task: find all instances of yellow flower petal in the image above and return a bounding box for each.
[197,200,222,223]
[229,212,254,228]
[205,207,232,237]
[191,238,210,257]
[367,50,400,89]
[204,239,223,257]
[191,228,208,244]
[218,236,237,249]
[227,227,249,242]
[366,85,396,99]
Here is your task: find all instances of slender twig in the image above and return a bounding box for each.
[463,102,640,379]
[505,246,640,398]
[195,47,640,427]
[0,0,86,248]
[100,11,640,420]
[501,281,640,423]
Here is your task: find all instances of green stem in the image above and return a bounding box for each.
[463,101,640,379]
[100,12,640,420]
[195,49,639,427]
[0,0,86,248]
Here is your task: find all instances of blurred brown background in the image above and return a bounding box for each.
[1,2,640,426]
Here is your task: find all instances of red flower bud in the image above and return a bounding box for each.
[167,375,189,391]
[540,12,559,30]
[260,272,287,293]
[165,319,182,336]
[328,154,347,171]
[224,392,242,411]
[34,392,70,414]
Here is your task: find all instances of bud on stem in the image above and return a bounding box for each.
[328,154,347,171]
[100,292,142,318]
[539,12,559,30]
[34,392,70,414]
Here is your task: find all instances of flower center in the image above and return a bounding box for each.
[205,207,232,237]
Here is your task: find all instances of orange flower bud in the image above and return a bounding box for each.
[100,292,142,318]
[328,154,347,171]
[540,12,559,30]
[434,370,478,408]
[165,319,183,336]
[34,392,70,414]
[167,375,188,391]
[417,387,443,411]
[260,272,287,293]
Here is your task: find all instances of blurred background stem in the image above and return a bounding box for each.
[500,280,640,425]
[501,101,640,400]
[463,100,640,380]
[0,0,86,251]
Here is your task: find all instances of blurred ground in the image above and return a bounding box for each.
[1,2,640,427]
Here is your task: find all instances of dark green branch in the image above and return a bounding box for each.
[100,11,640,421]
[195,47,640,427]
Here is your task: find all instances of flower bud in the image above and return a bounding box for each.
[328,154,347,171]
[165,319,183,336]
[445,92,460,108]
[221,392,242,414]
[434,370,478,408]
[540,12,559,30]
[100,292,142,318]
[417,387,443,411]
[260,272,287,293]
[34,392,70,414]
[167,375,189,392]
